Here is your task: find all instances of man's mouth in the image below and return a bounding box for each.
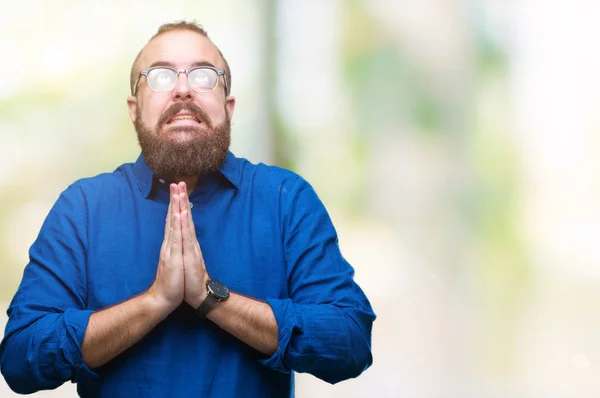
[167,113,201,124]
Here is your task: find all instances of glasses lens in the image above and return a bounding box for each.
[188,68,218,92]
[147,68,177,92]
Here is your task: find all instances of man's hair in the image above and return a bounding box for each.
[129,21,232,96]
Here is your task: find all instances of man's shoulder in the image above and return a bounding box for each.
[232,154,305,189]
[232,155,327,215]
[63,160,136,196]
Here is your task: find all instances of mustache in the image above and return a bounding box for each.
[158,102,213,129]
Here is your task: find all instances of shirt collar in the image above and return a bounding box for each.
[219,151,242,190]
[133,151,241,198]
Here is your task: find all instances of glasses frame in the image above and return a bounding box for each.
[132,65,228,96]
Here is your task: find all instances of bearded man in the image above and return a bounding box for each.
[0,21,375,398]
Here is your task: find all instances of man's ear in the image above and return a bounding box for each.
[126,96,137,123]
[225,95,236,119]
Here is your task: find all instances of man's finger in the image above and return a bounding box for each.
[179,183,198,240]
[175,182,198,245]
[187,194,197,240]
[169,193,181,241]
[181,206,195,249]
[164,184,174,239]
[170,195,183,254]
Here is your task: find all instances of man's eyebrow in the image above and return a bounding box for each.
[147,61,218,69]
[191,61,217,68]
[148,61,176,68]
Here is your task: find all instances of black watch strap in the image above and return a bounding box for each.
[196,294,218,317]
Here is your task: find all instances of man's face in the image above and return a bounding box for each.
[127,29,235,177]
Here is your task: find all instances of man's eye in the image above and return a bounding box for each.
[149,69,176,87]
[192,72,210,85]
[156,72,173,82]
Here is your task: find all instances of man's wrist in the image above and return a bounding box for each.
[188,291,208,310]
[195,280,230,317]
[143,290,177,320]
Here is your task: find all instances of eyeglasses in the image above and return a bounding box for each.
[132,66,228,96]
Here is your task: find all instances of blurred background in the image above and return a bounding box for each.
[1,0,600,396]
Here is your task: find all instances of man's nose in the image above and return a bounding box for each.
[172,70,193,100]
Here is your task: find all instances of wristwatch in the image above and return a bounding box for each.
[196,279,230,317]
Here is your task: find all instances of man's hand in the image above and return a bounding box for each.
[147,184,185,313]
[172,184,278,355]
[176,182,209,309]
[81,184,187,369]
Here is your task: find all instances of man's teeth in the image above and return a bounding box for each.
[171,115,198,122]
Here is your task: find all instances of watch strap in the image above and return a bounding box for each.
[196,294,218,317]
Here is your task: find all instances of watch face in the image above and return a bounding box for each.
[207,280,230,301]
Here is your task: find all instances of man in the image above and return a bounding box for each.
[0,21,375,397]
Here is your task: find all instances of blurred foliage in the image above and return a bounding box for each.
[467,23,532,377]
[341,2,442,135]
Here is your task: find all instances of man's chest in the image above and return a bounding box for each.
[84,200,289,310]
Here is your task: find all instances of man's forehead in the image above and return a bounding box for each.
[138,29,222,69]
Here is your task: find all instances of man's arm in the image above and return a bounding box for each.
[256,176,375,383]
[0,184,185,393]
[205,293,278,356]
[177,183,279,356]
[178,177,375,384]
[80,291,171,369]
[0,185,95,394]
[81,185,184,368]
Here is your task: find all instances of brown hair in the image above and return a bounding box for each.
[129,21,232,96]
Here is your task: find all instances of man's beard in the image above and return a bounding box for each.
[134,102,231,178]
